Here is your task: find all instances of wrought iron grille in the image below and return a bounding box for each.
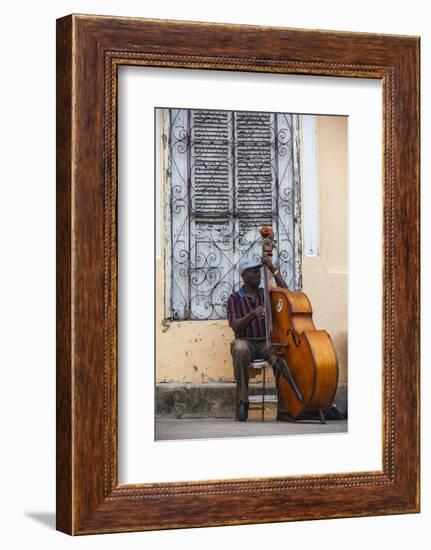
[164,108,302,321]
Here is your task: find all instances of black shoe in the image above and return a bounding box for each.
[276,411,294,422]
[238,401,249,421]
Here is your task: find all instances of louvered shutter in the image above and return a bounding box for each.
[234,111,276,265]
[189,111,234,319]
[192,110,232,216]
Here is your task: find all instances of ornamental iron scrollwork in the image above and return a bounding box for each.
[165,108,302,321]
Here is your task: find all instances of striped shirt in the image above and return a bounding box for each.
[227,286,266,339]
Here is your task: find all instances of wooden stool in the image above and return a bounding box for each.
[235,359,271,422]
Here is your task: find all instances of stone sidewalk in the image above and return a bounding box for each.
[155,417,348,441]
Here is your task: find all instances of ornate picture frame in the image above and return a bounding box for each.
[56,14,420,534]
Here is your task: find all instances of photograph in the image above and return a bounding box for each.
[154,107,348,440]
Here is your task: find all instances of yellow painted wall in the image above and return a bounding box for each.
[156,114,348,385]
[301,116,348,384]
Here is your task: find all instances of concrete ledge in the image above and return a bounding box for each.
[156,382,347,419]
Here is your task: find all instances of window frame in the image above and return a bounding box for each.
[160,107,303,321]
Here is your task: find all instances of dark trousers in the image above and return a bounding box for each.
[230,337,287,412]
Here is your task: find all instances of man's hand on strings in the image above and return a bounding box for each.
[254,305,266,319]
[261,255,288,289]
[261,255,276,274]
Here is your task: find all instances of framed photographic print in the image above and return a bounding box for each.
[56,14,420,534]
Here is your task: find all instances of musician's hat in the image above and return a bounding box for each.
[238,258,262,275]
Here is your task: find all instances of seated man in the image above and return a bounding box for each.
[227,257,289,421]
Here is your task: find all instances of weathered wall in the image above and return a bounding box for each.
[156,114,348,385]
[301,116,348,384]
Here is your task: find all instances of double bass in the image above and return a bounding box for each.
[260,226,338,423]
